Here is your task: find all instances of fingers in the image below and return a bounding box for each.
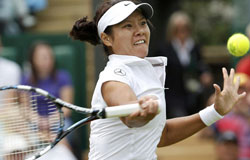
[222,68,228,89]
[234,76,241,91]
[214,67,247,116]
[140,98,158,117]
[129,110,141,117]
[130,95,159,118]
[222,67,235,86]
[138,95,158,104]
[127,95,159,122]
[238,92,246,100]
[222,67,229,80]
[229,68,235,81]
[222,67,235,81]
[213,84,221,96]
[128,98,158,121]
[222,68,238,90]
[138,95,158,114]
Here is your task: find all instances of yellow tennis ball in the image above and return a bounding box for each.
[227,33,250,57]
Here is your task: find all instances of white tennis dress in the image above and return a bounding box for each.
[89,54,167,160]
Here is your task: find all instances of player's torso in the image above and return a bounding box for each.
[89,55,167,160]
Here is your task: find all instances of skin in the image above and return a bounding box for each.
[101,10,150,58]
[100,10,246,145]
[33,45,55,80]
[173,20,190,45]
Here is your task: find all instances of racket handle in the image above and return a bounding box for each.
[104,100,161,118]
[105,103,140,118]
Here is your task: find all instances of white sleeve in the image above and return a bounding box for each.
[101,65,131,86]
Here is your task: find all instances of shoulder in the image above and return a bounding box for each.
[98,63,131,87]
[102,64,129,79]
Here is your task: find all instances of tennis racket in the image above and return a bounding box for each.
[0,85,144,160]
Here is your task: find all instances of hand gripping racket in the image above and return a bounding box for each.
[0,85,144,160]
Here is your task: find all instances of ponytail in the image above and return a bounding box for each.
[69,16,100,46]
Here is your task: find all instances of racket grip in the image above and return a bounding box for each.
[104,100,161,118]
[105,103,140,118]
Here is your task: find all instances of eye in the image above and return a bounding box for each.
[123,24,132,28]
[141,20,147,26]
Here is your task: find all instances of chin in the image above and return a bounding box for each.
[141,51,148,58]
[135,48,148,58]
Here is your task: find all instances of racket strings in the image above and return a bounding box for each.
[0,90,62,160]
[0,96,19,103]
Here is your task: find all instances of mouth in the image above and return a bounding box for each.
[134,40,146,45]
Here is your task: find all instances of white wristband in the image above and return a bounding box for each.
[199,104,224,126]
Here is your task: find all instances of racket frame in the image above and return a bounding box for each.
[0,85,143,160]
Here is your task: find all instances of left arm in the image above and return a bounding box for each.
[158,68,246,147]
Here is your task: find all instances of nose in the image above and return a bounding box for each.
[134,24,144,36]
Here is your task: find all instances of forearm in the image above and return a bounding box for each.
[102,81,159,128]
[158,113,206,147]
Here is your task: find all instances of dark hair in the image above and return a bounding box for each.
[69,0,141,55]
[28,41,56,85]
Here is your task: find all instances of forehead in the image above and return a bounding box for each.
[33,45,53,57]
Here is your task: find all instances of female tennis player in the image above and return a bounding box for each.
[70,0,245,159]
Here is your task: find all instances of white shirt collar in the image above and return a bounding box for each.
[108,54,167,67]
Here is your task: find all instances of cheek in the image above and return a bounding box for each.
[146,27,151,39]
[112,35,131,51]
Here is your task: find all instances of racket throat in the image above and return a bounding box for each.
[92,109,106,119]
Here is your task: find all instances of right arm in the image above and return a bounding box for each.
[102,81,159,128]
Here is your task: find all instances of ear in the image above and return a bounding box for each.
[100,32,112,47]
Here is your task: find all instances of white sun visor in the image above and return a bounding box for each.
[97,1,154,38]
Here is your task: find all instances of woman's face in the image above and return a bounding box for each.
[174,21,190,42]
[33,45,54,76]
[106,10,150,58]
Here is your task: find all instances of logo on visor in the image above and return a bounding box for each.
[124,3,131,6]
[114,68,126,76]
